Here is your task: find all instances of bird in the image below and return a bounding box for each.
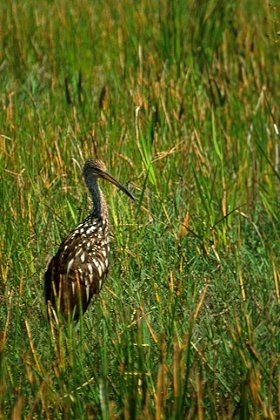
[45,158,135,321]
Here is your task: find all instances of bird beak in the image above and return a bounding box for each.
[100,171,135,201]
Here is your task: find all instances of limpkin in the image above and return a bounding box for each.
[45,158,134,320]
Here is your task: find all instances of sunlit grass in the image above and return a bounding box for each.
[0,0,280,417]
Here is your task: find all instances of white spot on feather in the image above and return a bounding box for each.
[99,260,104,273]
[86,285,90,302]
[67,258,74,273]
[81,253,86,263]
[93,259,102,277]
[72,282,75,296]
[75,248,83,257]
[86,226,96,235]
[97,264,103,277]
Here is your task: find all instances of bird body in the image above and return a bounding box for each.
[45,159,134,320]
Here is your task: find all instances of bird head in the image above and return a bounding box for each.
[83,158,135,201]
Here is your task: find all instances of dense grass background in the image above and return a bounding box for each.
[1,0,280,418]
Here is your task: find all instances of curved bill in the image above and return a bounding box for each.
[99,171,135,201]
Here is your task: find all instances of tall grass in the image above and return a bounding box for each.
[1,0,280,417]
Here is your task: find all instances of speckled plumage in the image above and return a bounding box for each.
[45,159,134,320]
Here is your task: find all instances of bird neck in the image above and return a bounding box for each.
[88,181,108,219]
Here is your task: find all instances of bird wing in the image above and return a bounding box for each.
[45,217,109,318]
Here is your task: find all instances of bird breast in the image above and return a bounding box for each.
[59,215,110,292]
